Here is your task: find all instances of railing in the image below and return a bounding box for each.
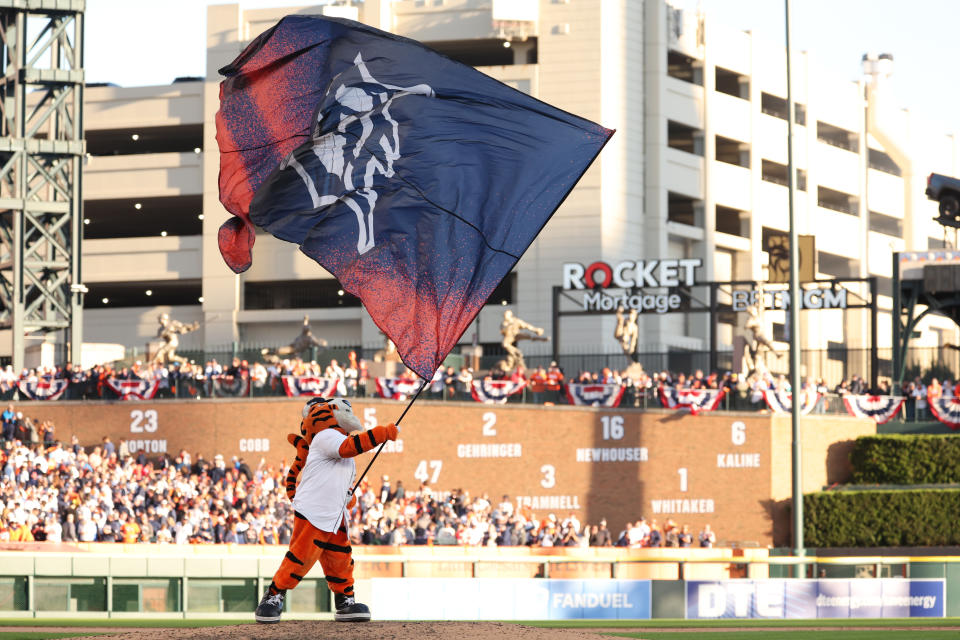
[0,379,951,424]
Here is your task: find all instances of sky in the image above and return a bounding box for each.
[85,0,958,135]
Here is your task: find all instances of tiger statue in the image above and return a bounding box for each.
[255,396,399,623]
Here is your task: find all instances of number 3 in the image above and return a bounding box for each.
[540,464,556,488]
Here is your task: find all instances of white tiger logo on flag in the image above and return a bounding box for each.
[280,52,434,255]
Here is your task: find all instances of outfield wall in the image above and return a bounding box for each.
[18,398,875,546]
[1,545,956,619]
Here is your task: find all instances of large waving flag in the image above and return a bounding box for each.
[842,395,904,424]
[216,16,612,379]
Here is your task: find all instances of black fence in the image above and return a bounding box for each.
[112,343,960,390]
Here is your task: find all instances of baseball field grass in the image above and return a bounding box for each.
[528,618,960,640]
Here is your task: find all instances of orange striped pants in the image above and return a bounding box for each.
[272,512,354,596]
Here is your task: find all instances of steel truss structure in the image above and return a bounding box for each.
[0,0,84,370]
[892,251,960,384]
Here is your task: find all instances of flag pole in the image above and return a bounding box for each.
[349,378,428,496]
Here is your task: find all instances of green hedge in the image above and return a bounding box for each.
[849,434,960,484]
[804,490,960,547]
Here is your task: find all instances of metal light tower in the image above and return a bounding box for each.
[0,0,85,371]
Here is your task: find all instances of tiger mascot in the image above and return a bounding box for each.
[255,396,399,623]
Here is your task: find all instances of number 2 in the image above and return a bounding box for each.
[482,412,497,436]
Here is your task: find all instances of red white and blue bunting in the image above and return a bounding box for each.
[210,375,249,397]
[927,392,960,430]
[842,395,904,424]
[375,377,423,400]
[17,378,68,401]
[281,376,340,397]
[565,382,625,407]
[658,386,726,414]
[761,388,820,415]
[471,378,527,404]
[105,378,159,401]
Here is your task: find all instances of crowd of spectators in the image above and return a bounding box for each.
[0,408,717,548]
[0,354,370,401]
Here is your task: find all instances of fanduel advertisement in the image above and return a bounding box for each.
[371,578,651,620]
[686,579,945,619]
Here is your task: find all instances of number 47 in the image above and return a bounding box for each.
[414,460,442,483]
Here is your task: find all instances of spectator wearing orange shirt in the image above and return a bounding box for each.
[120,513,140,544]
[9,516,33,542]
[545,362,564,404]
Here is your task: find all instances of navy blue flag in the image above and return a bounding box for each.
[217,15,613,379]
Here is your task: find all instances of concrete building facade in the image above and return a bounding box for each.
[31,0,957,377]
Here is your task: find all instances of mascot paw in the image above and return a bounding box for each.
[385,423,399,441]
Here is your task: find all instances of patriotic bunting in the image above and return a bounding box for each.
[17,378,68,401]
[471,378,527,404]
[105,378,160,401]
[927,392,960,430]
[281,376,340,397]
[761,388,820,415]
[211,375,249,397]
[565,382,625,408]
[658,386,726,414]
[375,377,423,400]
[842,395,904,424]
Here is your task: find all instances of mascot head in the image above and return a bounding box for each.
[300,397,362,441]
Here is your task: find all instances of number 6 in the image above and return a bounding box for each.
[731,421,746,446]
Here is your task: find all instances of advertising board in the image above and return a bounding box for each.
[371,578,651,620]
[685,579,945,619]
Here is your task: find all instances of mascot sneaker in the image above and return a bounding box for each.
[255,588,285,623]
[335,592,371,622]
